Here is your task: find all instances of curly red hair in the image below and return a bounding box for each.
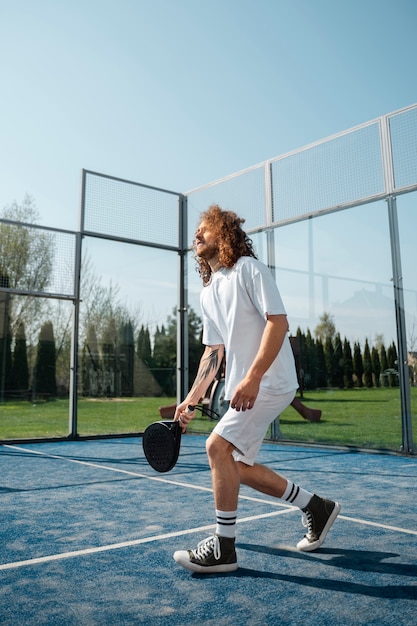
[194,205,257,285]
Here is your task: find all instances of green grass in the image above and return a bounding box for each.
[0,397,177,440]
[0,387,416,452]
[274,387,416,451]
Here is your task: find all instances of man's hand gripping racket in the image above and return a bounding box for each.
[176,403,196,432]
[142,405,195,473]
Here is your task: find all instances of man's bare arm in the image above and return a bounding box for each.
[174,344,224,427]
[188,344,224,403]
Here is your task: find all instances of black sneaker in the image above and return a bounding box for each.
[173,535,238,573]
[296,494,341,552]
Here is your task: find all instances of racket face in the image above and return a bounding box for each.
[142,421,181,472]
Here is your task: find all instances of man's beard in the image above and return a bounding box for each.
[196,241,218,260]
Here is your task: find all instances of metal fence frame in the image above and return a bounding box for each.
[72,169,188,436]
[185,103,417,453]
[1,103,416,452]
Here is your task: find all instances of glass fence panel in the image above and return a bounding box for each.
[268,201,402,451]
[0,295,72,440]
[77,237,178,436]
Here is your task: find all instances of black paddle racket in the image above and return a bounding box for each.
[142,405,195,472]
[141,403,221,472]
[142,420,182,472]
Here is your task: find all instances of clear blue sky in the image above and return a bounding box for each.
[1,0,416,230]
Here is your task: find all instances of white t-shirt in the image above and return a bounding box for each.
[200,256,298,399]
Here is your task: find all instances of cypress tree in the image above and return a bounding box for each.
[363,339,373,388]
[187,307,204,383]
[101,318,117,396]
[353,342,364,387]
[343,338,354,389]
[324,336,335,387]
[137,325,152,366]
[119,320,134,396]
[380,344,388,387]
[0,274,12,398]
[11,322,29,392]
[295,327,306,389]
[371,346,381,387]
[0,317,12,397]
[299,329,317,389]
[34,321,57,396]
[387,342,398,368]
[334,333,344,389]
[152,324,176,395]
[387,342,398,387]
[305,329,317,390]
[153,324,175,367]
[315,339,327,388]
[82,324,101,396]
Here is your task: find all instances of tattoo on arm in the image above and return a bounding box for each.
[189,348,220,393]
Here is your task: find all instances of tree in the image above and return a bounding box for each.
[371,346,381,387]
[314,312,336,344]
[11,322,29,392]
[353,342,364,387]
[33,321,57,396]
[334,333,344,389]
[304,329,317,390]
[151,307,203,396]
[0,274,12,398]
[343,338,354,389]
[187,307,204,382]
[324,336,335,387]
[82,324,102,396]
[374,334,385,352]
[152,324,176,395]
[387,342,398,387]
[101,318,117,396]
[387,342,398,369]
[0,318,12,398]
[380,344,389,387]
[363,339,373,388]
[315,339,327,388]
[152,324,171,366]
[46,298,73,395]
[137,325,152,366]
[119,320,134,396]
[79,253,141,348]
[0,196,53,336]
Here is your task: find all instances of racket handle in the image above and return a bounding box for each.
[186,405,196,413]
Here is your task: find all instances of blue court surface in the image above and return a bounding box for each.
[1,435,416,625]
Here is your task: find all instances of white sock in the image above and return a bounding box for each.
[215,509,237,538]
[281,480,312,510]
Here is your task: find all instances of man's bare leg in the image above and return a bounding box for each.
[237,461,288,497]
[206,432,240,510]
[173,433,341,571]
[173,431,240,573]
[237,459,340,554]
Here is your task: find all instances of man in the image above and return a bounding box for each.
[173,205,340,573]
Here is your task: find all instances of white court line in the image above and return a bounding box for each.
[3,444,294,507]
[0,510,292,571]
[2,444,416,572]
[337,515,417,536]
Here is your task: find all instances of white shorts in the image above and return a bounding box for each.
[212,388,297,466]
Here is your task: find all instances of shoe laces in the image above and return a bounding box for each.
[301,510,313,535]
[192,535,221,561]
